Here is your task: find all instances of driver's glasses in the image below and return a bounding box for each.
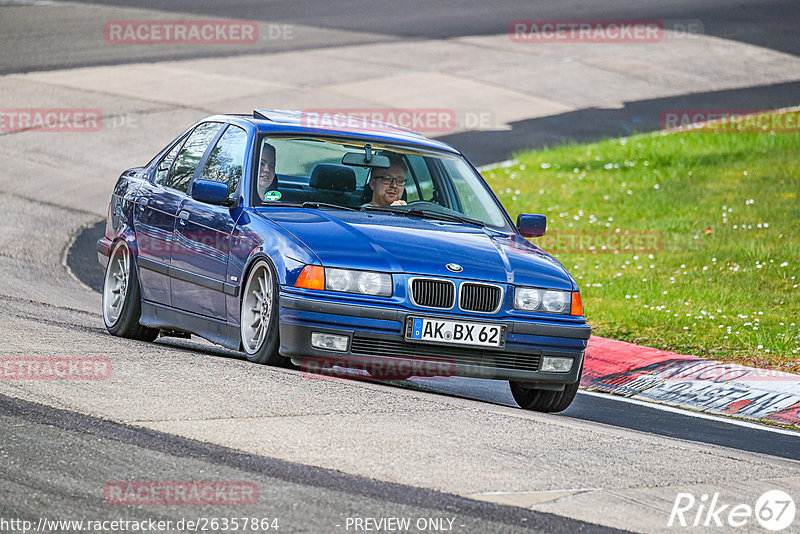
[374,176,407,186]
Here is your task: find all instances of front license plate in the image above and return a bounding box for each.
[406,317,506,348]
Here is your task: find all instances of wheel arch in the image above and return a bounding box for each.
[110,230,144,285]
[102,232,159,341]
[238,252,281,306]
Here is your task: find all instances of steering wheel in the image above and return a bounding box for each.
[406,200,442,209]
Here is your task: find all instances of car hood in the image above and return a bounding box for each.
[255,208,574,290]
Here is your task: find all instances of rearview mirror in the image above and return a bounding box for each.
[191,179,230,206]
[517,214,546,237]
[342,152,390,168]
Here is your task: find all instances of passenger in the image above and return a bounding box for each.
[367,153,408,207]
[257,142,277,200]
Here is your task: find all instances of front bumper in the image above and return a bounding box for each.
[278,292,588,384]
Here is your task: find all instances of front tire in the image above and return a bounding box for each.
[102,240,158,341]
[240,259,284,365]
[510,378,580,413]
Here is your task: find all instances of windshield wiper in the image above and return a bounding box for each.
[360,205,484,227]
[359,205,403,214]
[300,201,357,211]
[405,209,485,227]
[261,201,357,211]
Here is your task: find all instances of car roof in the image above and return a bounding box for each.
[222,109,461,154]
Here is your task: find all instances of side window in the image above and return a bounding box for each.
[153,135,186,186]
[164,122,223,193]
[406,155,434,202]
[200,125,247,200]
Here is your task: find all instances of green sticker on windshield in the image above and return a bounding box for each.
[265,190,282,201]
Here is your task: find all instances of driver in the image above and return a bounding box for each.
[367,153,408,207]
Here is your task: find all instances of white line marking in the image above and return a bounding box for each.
[579,390,800,436]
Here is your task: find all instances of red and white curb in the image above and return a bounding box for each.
[581,337,800,429]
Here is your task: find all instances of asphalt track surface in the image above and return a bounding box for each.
[1,395,616,533]
[4,0,800,74]
[3,1,800,531]
[71,0,800,56]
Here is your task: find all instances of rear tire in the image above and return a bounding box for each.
[102,240,159,342]
[240,259,286,365]
[510,370,581,413]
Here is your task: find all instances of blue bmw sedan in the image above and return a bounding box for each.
[98,110,590,412]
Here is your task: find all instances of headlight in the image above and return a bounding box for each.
[514,287,571,314]
[542,290,570,313]
[325,268,392,297]
[326,268,353,292]
[358,272,389,295]
[514,288,542,310]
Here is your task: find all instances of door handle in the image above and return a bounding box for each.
[137,198,148,211]
[178,210,190,225]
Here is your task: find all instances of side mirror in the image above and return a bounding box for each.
[517,214,546,237]
[191,179,230,205]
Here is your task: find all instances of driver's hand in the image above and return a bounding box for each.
[390,200,407,206]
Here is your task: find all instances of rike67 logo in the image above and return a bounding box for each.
[668,490,795,531]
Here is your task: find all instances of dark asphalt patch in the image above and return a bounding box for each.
[399,378,800,460]
[68,219,105,293]
[444,80,800,166]
[565,393,800,460]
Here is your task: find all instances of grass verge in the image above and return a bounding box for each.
[484,109,800,372]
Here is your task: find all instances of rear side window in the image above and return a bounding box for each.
[153,136,186,186]
[199,125,248,200]
[163,122,222,193]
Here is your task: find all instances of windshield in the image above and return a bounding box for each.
[252,136,512,230]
